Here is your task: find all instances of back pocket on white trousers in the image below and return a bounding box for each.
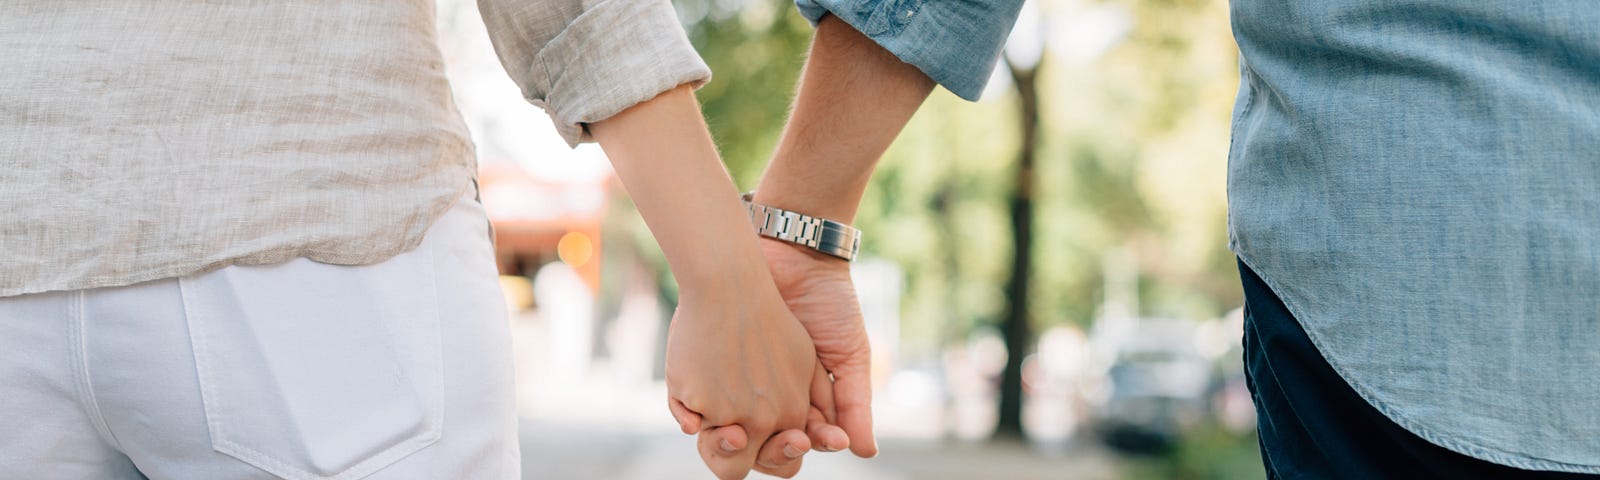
[179,245,444,480]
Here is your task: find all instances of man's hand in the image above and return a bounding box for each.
[759,237,879,457]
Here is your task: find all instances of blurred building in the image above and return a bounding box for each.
[478,161,607,294]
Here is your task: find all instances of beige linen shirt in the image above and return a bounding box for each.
[0,1,710,297]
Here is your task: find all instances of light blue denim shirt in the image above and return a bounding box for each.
[802,0,1600,472]
[1227,1,1600,472]
[794,0,1023,100]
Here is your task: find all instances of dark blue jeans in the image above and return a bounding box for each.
[1238,259,1597,479]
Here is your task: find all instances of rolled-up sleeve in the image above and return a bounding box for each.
[478,0,712,146]
[795,0,1023,101]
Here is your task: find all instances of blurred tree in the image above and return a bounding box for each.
[996,54,1043,438]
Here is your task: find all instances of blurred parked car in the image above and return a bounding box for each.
[1091,317,1214,454]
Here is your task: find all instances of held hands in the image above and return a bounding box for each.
[663,266,840,479]
[667,238,876,479]
[589,84,842,479]
[591,78,896,478]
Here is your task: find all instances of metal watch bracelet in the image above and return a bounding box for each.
[741,192,861,262]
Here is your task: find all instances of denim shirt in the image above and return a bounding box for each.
[1227,1,1600,472]
[801,0,1600,472]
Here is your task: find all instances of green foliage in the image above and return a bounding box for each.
[864,91,1021,355]
[1025,0,1243,327]
[1126,424,1268,480]
[677,0,813,186]
[678,0,1244,355]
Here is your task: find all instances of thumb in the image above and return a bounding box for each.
[668,397,704,434]
[832,358,878,458]
[698,425,758,480]
[808,359,850,452]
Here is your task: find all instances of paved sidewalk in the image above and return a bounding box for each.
[520,420,1124,480]
[509,298,1128,479]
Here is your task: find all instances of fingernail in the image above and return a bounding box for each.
[784,445,803,458]
[719,439,737,452]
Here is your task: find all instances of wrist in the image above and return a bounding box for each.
[758,236,841,265]
[667,236,786,303]
[759,236,850,289]
[671,247,769,295]
[749,182,864,224]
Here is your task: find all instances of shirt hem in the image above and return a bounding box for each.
[1233,250,1600,474]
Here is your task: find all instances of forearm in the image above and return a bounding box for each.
[590,85,771,294]
[753,15,936,223]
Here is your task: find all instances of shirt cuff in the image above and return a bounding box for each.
[530,0,712,146]
[794,0,1023,101]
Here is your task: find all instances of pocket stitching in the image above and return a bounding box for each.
[179,256,446,480]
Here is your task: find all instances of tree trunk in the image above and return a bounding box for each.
[995,58,1041,440]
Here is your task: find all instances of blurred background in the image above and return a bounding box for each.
[435,0,1259,477]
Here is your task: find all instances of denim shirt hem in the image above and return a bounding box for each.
[1233,251,1600,474]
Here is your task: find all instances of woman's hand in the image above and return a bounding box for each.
[664,268,821,479]
[589,85,825,479]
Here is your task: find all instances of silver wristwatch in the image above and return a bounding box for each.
[741,193,861,262]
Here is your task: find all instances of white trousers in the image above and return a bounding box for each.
[0,193,520,479]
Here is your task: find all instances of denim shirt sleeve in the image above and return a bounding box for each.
[795,0,1023,100]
